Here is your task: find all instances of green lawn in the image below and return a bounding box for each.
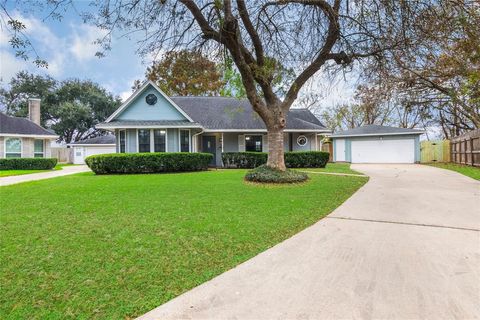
[0,164,74,177]
[0,170,367,319]
[297,162,363,175]
[426,163,480,180]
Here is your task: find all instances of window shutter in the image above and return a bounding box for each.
[262,134,268,152]
[238,134,245,152]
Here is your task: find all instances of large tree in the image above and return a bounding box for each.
[2,0,443,170]
[0,72,121,142]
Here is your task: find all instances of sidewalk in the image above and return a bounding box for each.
[0,165,91,186]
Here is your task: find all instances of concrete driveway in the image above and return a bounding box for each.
[0,165,91,186]
[138,164,480,320]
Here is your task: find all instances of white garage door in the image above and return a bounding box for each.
[73,146,116,164]
[351,138,415,163]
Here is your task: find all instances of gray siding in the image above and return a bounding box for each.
[127,129,137,152]
[291,133,316,152]
[167,128,179,152]
[223,132,238,152]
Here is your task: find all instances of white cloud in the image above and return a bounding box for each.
[0,50,30,82]
[69,24,107,62]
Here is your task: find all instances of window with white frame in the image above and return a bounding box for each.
[138,129,150,152]
[180,130,190,152]
[154,129,166,152]
[5,138,22,158]
[34,139,44,158]
[245,135,262,152]
[119,130,126,153]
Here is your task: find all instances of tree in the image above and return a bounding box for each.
[146,50,224,96]
[0,72,121,142]
[2,0,442,170]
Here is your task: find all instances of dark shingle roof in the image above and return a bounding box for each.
[0,112,56,136]
[69,135,116,145]
[170,96,328,131]
[331,125,424,137]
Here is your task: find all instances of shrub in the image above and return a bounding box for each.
[0,158,57,170]
[222,152,268,168]
[244,165,309,184]
[284,151,329,168]
[222,151,329,168]
[85,152,213,174]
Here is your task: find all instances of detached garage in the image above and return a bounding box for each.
[331,125,423,164]
[68,135,116,164]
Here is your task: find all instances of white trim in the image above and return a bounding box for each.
[331,131,424,138]
[178,129,191,152]
[202,129,331,133]
[0,133,58,139]
[96,124,202,130]
[221,132,224,153]
[4,137,23,158]
[68,144,116,147]
[105,80,195,123]
[34,139,45,158]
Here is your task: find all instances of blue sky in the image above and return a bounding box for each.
[0,1,148,100]
[0,1,356,106]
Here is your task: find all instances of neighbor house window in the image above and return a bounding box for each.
[138,129,150,152]
[180,130,190,152]
[34,139,44,158]
[119,130,126,153]
[5,138,22,158]
[245,135,262,152]
[154,130,166,152]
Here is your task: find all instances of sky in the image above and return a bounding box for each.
[0,1,356,107]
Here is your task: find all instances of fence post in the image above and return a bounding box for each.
[470,138,474,166]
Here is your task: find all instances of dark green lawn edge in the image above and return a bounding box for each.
[425,163,480,180]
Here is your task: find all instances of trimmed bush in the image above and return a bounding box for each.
[0,158,57,170]
[85,152,213,174]
[222,152,268,169]
[244,165,309,184]
[222,151,329,168]
[285,151,329,168]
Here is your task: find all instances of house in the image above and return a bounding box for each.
[0,99,58,158]
[96,81,330,166]
[330,125,424,163]
[68,135,116,164]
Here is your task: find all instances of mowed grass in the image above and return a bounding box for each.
[297,162,363,175]
[0,170,367,319]
[426,162,480,180]
[0,164,74,177]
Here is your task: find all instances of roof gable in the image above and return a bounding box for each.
[107,81,193,122]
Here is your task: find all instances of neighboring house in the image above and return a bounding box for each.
[0,99,58,159]
[331,125,424,163]
[68,135,116,164]
[96,81,330,166]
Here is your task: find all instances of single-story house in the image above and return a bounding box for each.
[96,80,330,166]
[68,135,116,164]
[0,99,58,158]
[331,125,424,163]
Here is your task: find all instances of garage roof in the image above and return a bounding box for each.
[331,125,424,138]
[69,135,116,146]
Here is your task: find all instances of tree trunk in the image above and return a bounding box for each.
[266,126,286,171]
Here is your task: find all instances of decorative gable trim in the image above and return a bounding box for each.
[105,80,195,123]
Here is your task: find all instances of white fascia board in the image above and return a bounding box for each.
[0,133,58,139]
[105,80,195,123]
[203,129,331,133]
[96,124,203,129]
[330,131,424,138]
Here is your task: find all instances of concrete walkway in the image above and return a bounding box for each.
[0,165,91,186]
[138,164,480,320]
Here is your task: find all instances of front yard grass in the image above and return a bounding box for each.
[426,162,480,180]
[0,163,74,177]
[297,162,363,175]
[0,170,367,319]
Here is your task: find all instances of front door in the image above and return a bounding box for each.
[202,136,216,166]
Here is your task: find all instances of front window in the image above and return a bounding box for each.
[154,130,166,152]
[180,130,190,152]
[34,139,44,158]
[245,135,262,152]
[5,138,22,158]
[119,130,126,153]
[138,129,150,153]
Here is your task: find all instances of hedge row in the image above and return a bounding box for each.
[85,152,213,174]
[0,158,57,170]
[222,151,329,169]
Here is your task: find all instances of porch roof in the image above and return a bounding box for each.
[96,120,203,129]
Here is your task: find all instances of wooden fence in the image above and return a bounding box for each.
[51,147,73,163]
[450,129,480,167]
[420,140,450,163]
